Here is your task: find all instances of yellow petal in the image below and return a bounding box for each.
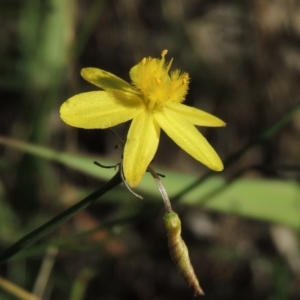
[166,102,226,127]
[60,91,144,129]
[123,112,160,187]
[81,68,141,95]
[154,109,223,171]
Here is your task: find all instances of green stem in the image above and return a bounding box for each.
[0,171,122,265]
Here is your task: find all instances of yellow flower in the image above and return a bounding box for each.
[60,50,225,187]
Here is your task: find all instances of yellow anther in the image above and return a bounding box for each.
[156,77,161,84]
[182,74,188,85]
[161,49,168,57]
[141,58,147,65]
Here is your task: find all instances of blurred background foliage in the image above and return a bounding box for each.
[1,0,300,299]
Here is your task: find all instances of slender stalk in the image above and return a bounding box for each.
[148,166,173,213]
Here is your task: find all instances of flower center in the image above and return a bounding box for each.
[129,50,190,111]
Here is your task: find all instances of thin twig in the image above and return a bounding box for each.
[120,165,143,199]
[0,276,40,300]
[32,246,58,299]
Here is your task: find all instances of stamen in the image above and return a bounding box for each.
[156,77,161,84]
[161,49,168,57]
[141,57,147,65]
[182,74,189,85]
[166,58,173,73]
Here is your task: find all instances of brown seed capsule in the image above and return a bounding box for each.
[164,212,204,296]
